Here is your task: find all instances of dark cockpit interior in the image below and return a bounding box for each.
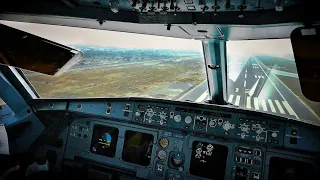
[1,0,320,180]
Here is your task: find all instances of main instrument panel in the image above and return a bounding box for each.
[32,98,320,180]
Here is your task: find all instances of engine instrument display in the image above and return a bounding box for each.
[189,141,228,180]
[122,130,154,166]
[90,125,119,158]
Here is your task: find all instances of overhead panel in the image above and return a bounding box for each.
[74,0,296,13]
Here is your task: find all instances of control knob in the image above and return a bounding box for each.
[157,149,167,160]
[146,109,155,117]
[218,118,224,125]
[185,116,192,124]
[159,111,167,120]
[209,119,217,127]
[256,128,263,134]
[239,123,249,133]
[174,115,181,122]
[171,153,184,167]
[222,121,231,131]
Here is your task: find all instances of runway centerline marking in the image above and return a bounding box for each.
[236,88,239,93]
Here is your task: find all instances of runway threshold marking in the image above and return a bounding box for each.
[228,95,234,103]
[275,100,286,114]
[268,99,277,113]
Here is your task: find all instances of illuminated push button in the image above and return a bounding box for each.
[185,116,192,124]
[174,115,181,122]
[271,132,278,138]
[159,138,169,148]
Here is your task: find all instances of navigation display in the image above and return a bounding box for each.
[90,125,119,158]
[189,141,228,180]
[122,130,154,166]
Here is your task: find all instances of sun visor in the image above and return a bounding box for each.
[291,26,320,102]
[0,23,83,76]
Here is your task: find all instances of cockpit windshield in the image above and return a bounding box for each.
[1,21,208,102]
[2,21,320,124]
[227,39,320,124]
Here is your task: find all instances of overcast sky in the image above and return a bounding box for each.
[227,38,294,59]
[0,20,203,51]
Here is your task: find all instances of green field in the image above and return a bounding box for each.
[25,58,206,99]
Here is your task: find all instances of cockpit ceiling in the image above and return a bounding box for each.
[0,14,302,40]
[0,0,318,26]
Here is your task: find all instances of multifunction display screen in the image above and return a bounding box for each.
[190,141,228,179]
[90,125,119,158]
[122,130,154,166]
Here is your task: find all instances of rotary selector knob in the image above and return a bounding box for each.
[256,128,263,134]
[174,115,181,122]
[209,119,217,127]
[157,149,167,160]
[222,121,231,131]
[185,116,192,124]
[146,109,155,117]
[239,123,249,133]
[135,111,141,117]
[271,132,278,138]
[159,111,167,120]
[171,153,184,167]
